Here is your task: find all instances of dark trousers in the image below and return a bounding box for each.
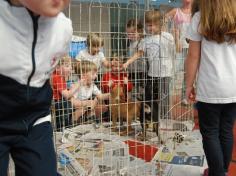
[0,122,57,176]
[55,99,73,131]
[140,77,171,128]
[197,102,236,176]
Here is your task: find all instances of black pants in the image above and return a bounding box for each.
[140,77,171,128]
[197,102,236,176]
[54,100,73,131]
[0,122,57,176]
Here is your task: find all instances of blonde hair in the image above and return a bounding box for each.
[59,55,71,66]
[145,10,162,25]
[200,0,236,43]
[87,33,104,48]
[74,60,97,76]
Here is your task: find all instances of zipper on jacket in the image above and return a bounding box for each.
[27,11,39,102]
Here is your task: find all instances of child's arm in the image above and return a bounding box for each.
[102,58,111,68]
[101,73,113,93]
[185,40,201,102]
[93,83,110,101]
[61,82,80,99]
[165,8,177,20]
[71,97,97,109]
[123,76,133,92]
[96,93,110,101]
[123,50,144,70]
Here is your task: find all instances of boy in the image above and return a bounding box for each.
[52,56,82,131]
[76,33,112,70]
[73,60,110,121]
[124,10,175,137]
[102,55,133,99]
[0,0,72,175]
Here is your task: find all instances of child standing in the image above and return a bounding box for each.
[126,19,147,100]
[102,56,133,98]
[185,0,236,175]
[73,60,110,121]
[166,0,193,105]
[124,10,175,137]
[0,0,72,176]
[126,19,145,70]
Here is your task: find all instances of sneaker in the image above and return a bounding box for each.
[181,99,189,106]
[203,168,208,176]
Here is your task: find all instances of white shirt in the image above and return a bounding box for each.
[139,32,175,77]
[76,49,106,70]
[75,83,101,100]
[179,22,191,49]
[0,1,73,125]
[128,40,147,72]
[0,1,72,87]
[186,12,236,103]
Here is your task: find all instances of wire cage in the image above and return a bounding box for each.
[8,0,200,176]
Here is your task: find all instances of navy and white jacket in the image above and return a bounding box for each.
[0,1,72,133]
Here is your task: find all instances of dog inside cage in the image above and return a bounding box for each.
[6,1,200,176]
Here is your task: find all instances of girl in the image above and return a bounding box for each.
[185,0,236,175]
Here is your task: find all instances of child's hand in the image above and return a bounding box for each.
[186,86,196,102]
[108,80,113,87]
[123,77,128,84]
[123,62,129,70]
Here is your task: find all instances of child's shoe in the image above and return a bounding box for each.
[203,168,208,176]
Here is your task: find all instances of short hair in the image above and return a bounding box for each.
[60,55,71,65]
[145,10,162,25]
[87,33,104,48]
[126,19,143,32]
[74,60,98,76]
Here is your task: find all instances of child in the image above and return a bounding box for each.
[126,19,147,100]
[166,0,193,105]
[166,0,192,52]
[76,33,112,70]
[126,19,145,66]
[124,10,175,137]
[0,0,72,176]
[185,0,236,175]
[52,56,82,131]
[102,55,133,98]
[73,60,110,121]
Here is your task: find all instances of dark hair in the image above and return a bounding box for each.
[191,0,199,17]
[126,19,143,33]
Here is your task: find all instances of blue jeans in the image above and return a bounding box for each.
[197,102,236,176]
[0,122,57,176]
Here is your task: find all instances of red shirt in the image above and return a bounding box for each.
[102,72,133,93]
[52,72,67,101]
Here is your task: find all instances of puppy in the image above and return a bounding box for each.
[110,84,141,135]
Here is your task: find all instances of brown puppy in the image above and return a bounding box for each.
[110,84,141,135]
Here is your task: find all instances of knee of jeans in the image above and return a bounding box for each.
[200,128,219,140]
